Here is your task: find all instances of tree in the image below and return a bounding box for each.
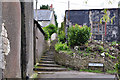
[43,24,57,38]
[57,21,66,43]
[100,9,115,40]
[54,13,58,27]
[40,5,50,9]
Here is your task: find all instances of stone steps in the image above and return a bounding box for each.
[39,61,55,64]
[37,64,61,67]
[34,67,67,71]
[40,58,54,61]
[41,56,54,58]
[34,51,68,72]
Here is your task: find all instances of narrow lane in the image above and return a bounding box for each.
[34,51,116,80]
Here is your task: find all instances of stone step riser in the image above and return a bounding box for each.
[33,68,67,71]
[43,55,54,57]
[34,52,67,72]
[39,62,55,64]
[40,59,54,61]
[37,65,61,67]
[43,54,54,55]
[41,57,53,59]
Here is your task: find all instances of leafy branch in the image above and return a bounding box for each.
[100,9,115,24]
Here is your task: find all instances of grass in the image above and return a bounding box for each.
[80,69,117,74]
[60,50,73,55]
[80,69,103,73]
[30,73,38,78]
[105,53,116,59]
[106,70,117,74]
[34,63,39,68]
[67,67,73,71]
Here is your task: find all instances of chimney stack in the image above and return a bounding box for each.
[50,4,53,10]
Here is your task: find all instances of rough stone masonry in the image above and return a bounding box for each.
[0,23,10,79]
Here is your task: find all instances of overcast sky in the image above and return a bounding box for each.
[33,0,119,27]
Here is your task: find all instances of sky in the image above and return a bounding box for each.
[33,0,119,27]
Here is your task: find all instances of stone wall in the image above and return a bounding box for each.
[0,23,10,79]
[0,2,2,79]
[21,2,34,78]
[34,21,48,64]
[65,9,120,42]
[0,1,46,79]
[2,2,21,78]
[54,51,115,71]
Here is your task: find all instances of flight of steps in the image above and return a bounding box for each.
[33,51,67,73]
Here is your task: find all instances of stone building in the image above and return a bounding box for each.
[65,8,120,42]
[34,9,56,27]
[0,1,46,79]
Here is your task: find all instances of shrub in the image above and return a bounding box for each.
[42,28,50,40]
[55,42,69,51]
[78,51,82,54]
[43,24,57,38]
[68,24,91,47]
[58,31,66,43]
[111,41,117,46]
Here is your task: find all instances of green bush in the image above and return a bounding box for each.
[43,24,57,38]
[68,24,91,47]
[55,42,69,51]
[42,28,50,40]
[111,41,117,46]
[58,31,66,43]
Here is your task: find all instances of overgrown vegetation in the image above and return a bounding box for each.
[58,31,66,43]
[105,53,116,59]
[68,24,91,47]
[55,42,70,51]
[115,52,120,77]
[42,29,50,40]
[42,24,57,40]
[57,21,66,43]
[55,23,119,75]
[80,69,103,73]
[80,69,116,74]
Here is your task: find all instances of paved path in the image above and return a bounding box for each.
[34,51,116,80]
[37,71,115,78]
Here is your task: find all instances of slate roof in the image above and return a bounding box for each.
[34,9,53,21]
